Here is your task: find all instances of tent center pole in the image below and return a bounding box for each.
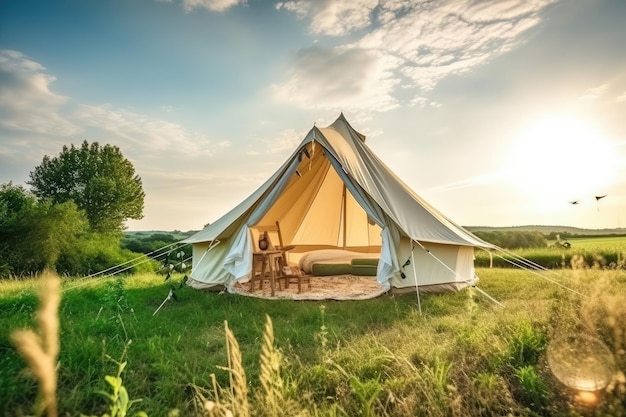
[410,240,422,316]
[342,184,347,249]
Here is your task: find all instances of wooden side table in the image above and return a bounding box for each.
[252,250,282,296]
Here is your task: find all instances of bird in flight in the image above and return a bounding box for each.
[569,200,579,205]
[595,194,607,211]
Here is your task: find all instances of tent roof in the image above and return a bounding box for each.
[184,114,493,249]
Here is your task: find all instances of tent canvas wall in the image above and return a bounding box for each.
[183,114,494,293]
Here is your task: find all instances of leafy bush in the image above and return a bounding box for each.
[1,183,90,277]
[121,233,191,266]
[0,182,162,277]
[57,233,158,276]
[473,231,547,249]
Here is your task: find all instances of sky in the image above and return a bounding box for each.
[1,0,625,232]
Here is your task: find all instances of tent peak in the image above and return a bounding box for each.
[330,113,366,142]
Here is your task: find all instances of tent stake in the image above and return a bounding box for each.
[153,288,175,316]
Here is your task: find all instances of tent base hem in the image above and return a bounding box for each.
[390,281,473,294]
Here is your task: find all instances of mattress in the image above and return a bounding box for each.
[299,249,379,274]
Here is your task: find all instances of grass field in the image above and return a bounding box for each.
[566,235,626,252]
[475,235,626,270]
[1,249,626,415]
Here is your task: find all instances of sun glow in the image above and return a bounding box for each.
[506,115,617,210]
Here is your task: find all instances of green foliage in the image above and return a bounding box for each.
[121,233,179,254]
[18,200,89,272]
[28,141,145,233]
[0,183,89,276]
[473,230,547,249]
[0,183,36,275]
[0,188,157,277]
[0,182,159,277]
[121,233,191,276]
[507,320,547,368]
[345,372,382,417]
[56,233,158,276]
[0,182,34,226]
[84,341,148,417]
[512,365,550,409]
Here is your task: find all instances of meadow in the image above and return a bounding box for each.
[475,235,626,270]
[1,244,626,416]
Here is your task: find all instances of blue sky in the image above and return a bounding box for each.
[1,0,625,231]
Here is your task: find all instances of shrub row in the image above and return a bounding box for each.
[475,249,625,269]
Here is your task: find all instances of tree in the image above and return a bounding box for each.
[16,200,89,273]
[28,141,145,233]
[0,183,37,275]
[0,182,34,230]
[0,183,89,276]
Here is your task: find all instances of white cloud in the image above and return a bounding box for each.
[578,83,609,101]
[180,0,245,12]
[0,49,81,136]
[275,1,310,18]
[443,0,555,22]
[73,104,226,157]
[409,96,441,108]
[358,1,551,91]
[275,0,556,114]
[271,45,400,113]
[615,90,626,103]
[310,0,378,36]
[277,0,378,36]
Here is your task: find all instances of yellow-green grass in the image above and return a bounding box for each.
[476,235,626,269]
[1,268,625,416]
[565,235,626,252]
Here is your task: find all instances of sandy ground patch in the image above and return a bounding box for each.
[231,275,389,300]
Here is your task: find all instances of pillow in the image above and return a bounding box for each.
[351,265,377,276]
[299,249,378,273]
[311,263,352,276]
[351,258,379,267]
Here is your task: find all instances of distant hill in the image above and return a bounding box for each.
[464,225,626,236]
[126,227,626,239]
[124,230,198,240]
[124,225,626,240]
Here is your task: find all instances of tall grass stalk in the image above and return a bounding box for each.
[188,381,234,417]
[10,270,60,417]
[258,314,284,417]
[222,321,249,417]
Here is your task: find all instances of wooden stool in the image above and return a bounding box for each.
[277,266,311,293]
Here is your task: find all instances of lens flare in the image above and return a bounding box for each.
[547,333,616,394]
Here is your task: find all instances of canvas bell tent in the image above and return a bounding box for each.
[183,114,494,294]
